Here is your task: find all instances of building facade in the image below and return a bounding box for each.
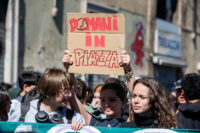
[0,0,199,90]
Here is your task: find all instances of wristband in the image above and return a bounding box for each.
[125,71,133,79]
[124,65,132,73]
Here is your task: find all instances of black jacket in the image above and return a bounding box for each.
[120,114,157,128]
[90,117,126,127]
[177,100,200,129]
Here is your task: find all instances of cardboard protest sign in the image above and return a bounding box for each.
[67,13,125,75]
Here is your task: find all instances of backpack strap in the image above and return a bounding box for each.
[66,109,74,124]
[19,102,30,122]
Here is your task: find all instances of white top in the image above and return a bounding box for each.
[8,99,85,125]
[8,99,21,122]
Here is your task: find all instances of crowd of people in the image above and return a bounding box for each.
[0,50,200,131]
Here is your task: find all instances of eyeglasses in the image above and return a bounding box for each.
[59,88,71,96]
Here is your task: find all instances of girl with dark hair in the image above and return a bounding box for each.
[71,81,128,127]
[89,82,127,127]
[121,77,177,128]
[62,50,130,127]
[0,88,11,121]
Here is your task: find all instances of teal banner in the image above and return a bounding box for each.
[0,121,199,133]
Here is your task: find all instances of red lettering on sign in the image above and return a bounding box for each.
[86,17,97,31]
[85,32,92,47]
[113,15,118,31]
[94,17,101,31]
[87,50,96,66]
[101,17,111,31]
[94,35,105,47]
[108,51,119,68]
[69,15,118,32]
[74,49,119,68]
[85,17,112,31]
[84,17,92,31]
[85,33,105,47]
[70,19,78,32]
[74,49,85,66]
[96,50,110,67]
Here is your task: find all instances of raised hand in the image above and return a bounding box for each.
[62,50,73,72]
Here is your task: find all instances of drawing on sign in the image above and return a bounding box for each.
[70,15,119,32]
[67,13,125,75]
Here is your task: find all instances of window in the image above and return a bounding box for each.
[156,0,177,22]
[87,3,117,13]
[154,64,182,91]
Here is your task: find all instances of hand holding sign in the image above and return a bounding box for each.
[119,50,131,67]
[119,49,132,75]
[71,121,84,131]
[62,50,73,72]
[62,49,131,74]
[67,13,125,75]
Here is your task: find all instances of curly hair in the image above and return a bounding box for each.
[131,77,177,128]
[181,73,200,100]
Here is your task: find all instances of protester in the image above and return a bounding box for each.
[21,87,40,103]
[74,78,104,120]
[105,78,128,95]
[8,71,41,122]
[71,82,127,127]
[0,82,18,100]
[91,82,128,127]
[62,50,130,127]
[172,80,187,113]
[75,78,93,105]
[105,78,129,120]
[16,71,41,102]
[82,84,104,120]
[121,77,177,128]
[0,87,11,121]
[176,73,200,129]
[10,68,85,131]
[91,84,103,108]
[8,87,40,122]
[0,82,12,90]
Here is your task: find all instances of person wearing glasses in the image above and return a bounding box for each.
[121,77,177,128]
[24,68,85,131]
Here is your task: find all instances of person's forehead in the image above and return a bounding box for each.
[100,90,118,98]
[133,83,149,94]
